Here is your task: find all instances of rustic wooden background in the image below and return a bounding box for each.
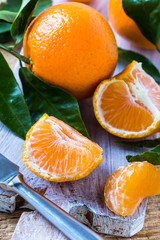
[0,23,160,238]
[1,196,160,240]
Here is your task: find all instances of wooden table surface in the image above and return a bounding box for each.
[1,45,160,240]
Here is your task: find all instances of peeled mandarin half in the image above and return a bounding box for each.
[23,114,103,182]
[93,61,160,139]
[104,161,160,216]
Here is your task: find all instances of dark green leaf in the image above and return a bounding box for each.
[0,11,16,23]
[0,0,51,43]
[0,23,11,43]
[0,52,32,139]
[34,0,52,15]
[118,48,160,83]
[0,0,21,42]
[127,145,160,165]
[19,67,90,139]
[117,138,160,148]
[0,22,11,34]
[122,0,160,51]
[10,0,39,46]
[0,30,12,43]
[1,0,21,12]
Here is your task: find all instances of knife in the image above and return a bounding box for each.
[0,154,104,240]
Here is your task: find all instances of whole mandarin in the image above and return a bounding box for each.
[23,2,118,99]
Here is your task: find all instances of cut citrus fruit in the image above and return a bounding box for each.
[93,61,160,139]
[23,114,103,182]
[104,161,160,216]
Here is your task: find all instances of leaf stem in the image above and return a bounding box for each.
[0,43,30,65]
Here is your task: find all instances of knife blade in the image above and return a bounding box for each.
[0,153,104,240]
[0,154,19,185]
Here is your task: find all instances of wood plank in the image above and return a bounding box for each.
[1,197,160,240]
[0,0,160,239]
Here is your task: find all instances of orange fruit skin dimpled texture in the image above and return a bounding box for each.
[23,2,118,100]
[23,114,103,182]
[104,162,160,216]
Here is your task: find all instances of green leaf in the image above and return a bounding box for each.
[122,0,160,51]
[0,0,21,43]
[118,48,160,83]
[0,23,11,43]
[117,138,160,148]
[0,52,32,139]
[34,0,52,15]
[0,11,17,23]
[1,0,21,12]
[0,0,51,43]
[127,145,160,165]
[0,30,12,43]
[10,0,39,46]
[19,67,90,139]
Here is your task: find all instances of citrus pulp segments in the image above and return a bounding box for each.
[104,162,160,216]
[23,114,103,182]
[93,61,160,138]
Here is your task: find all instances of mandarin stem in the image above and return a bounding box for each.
[0,43,30,65]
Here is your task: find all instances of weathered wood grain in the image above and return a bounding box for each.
[0,59,149,237]
[1,196,160,240]
[0,0,160,239]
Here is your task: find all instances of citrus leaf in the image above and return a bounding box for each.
[0,52,32,139]
[1,0,21,12]
[0,0,51,43]
[10,0,39,46]
[19,67,90,139]
[117,138,160,148]
[118,48,160,83]
[34,0,52,15]
[0,23,12,43]
[0,11,16,23]
[0,30,12,43]
[127,145,160,165]
[122,0,160,51]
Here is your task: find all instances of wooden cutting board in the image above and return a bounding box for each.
[0,59,150,237]
[0,0,160,239]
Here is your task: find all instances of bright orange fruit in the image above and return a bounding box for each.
[72,0,93,2]
[23,2,118,100]
[104,161,160,216]
[23,114,103,182]
[93,61,160,139]
[108,0,160,49]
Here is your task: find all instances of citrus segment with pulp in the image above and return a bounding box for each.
[104,161,160,216]
[93,61,160,139]
[23,114,103,182]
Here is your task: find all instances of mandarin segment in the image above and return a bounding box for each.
[23,114,103,182]
[93,61,160,139]
[104,162,160,216]
[23,2,118,100]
